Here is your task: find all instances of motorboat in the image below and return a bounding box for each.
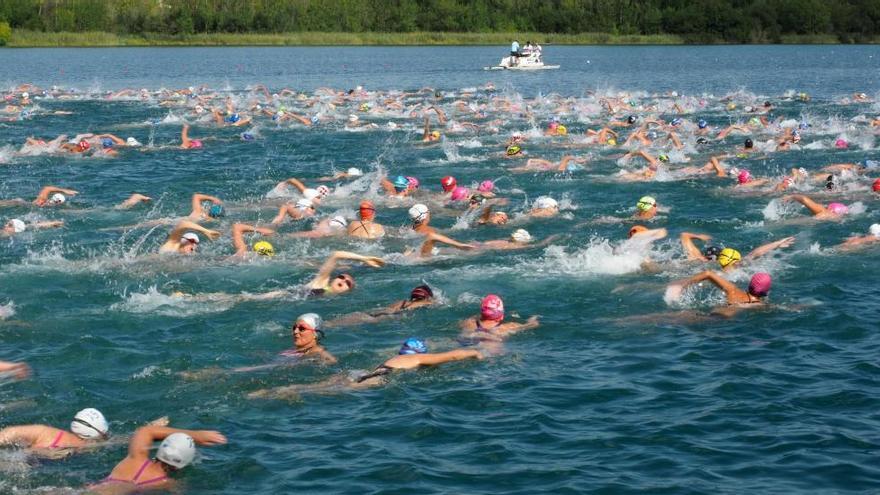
[484,50,559,71]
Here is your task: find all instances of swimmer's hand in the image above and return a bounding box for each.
[254,227,275,236]
[204,229,221,241]
[776,236,796,249]
[363,257,385,268]
[194,431,227,446]
[147,416,170,427]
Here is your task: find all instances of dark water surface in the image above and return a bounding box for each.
[0,46,879,494]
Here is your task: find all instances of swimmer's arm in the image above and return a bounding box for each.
[180,123,191,146]
[97,134,125,145]
[422,232,476,254]
[317,349,338,365]
[413,349,483,366]
[128,426,226,460]
[683,271,744,299]
[0,425,44,446]
[115,193,152,209]
[477,205,494,224]
[0,360,30,378]
[34,186,78,204]
[232,223,275,255]
[680,232,711,260]
[422,115,431,140]
[428,106,447,124]
[782,194,825,215]
[495,316,541,335]
[271,204,304,225]
[309,251,384,287]
[746,236,795,259]
[31,220,64,230]
[557,155,576,171]
[288,112,311,126]
[191,193,222,216]
[281,178,307,193]
[379,177,397,195]
[169,220,221,242]
[821,163,858,172]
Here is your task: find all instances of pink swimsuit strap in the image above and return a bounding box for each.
[98,460,169,488]
[48,430,65,449]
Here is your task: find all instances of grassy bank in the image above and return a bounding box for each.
[7,29,878,47]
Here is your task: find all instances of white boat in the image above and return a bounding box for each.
[484,51,559,71]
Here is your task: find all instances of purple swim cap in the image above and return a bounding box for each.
[748,272,772,297]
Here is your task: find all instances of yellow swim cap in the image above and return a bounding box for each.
[253,241,275,256]
[557,124,567,135]
[431,130,440,139]
[718,248,741,268]
[607,138,617,146]
[726,103,736,110]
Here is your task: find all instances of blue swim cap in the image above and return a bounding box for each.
[393,175,409,191]
[399,338,427,355]
[799,121,809,129]
[102,138,113,148]
[208,204,225,218]
[647,131,657,140]
[241,132,255,141]
[225,113,240,123]
[863,159,879,170]
[698,119,707,129]
[310,115,319,124]
[670,118,682,126]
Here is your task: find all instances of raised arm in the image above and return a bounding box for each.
[783,194,826,215]
[168,220,220,243]
[419,232,476,257]
[309,251,384,288]
[190,193,222,217]
[0,360,30,379]
[34,186,78,205]
[746,236,795,259]
[422,115,431,140]
[492,316,541,336]
[680,232,712,260]
[127,425,226,461]
[679,270,741,298]
[232,223,274,255]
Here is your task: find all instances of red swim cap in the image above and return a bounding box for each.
[441,176,457,192]
[481,294,504,321]
[359,200,375,220]
[873,178,880,192]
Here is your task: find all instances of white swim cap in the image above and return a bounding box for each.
[297,312,323,331]
[408,204,430,222]
[303,188,320,201]
[316,185,330,198]
[126,137,142,147]
[348,114,359,123]
[157,433,196,469]
[181,232,200,245]
[511,229,532,243]
[329,216,347,229]
[21,92,29,99]
[296,198,314,210]
[7,218,26,233]
[870,224,880,238]
[71,408,109,439]
[387,122,398,129]
[49,193,66,205]
[533,196,558,210]
[346,167,363,176]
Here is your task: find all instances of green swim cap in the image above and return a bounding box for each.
[636,196,656,212]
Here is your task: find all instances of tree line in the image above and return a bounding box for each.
[1,0,878,43]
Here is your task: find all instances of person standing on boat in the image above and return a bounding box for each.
[510,40,520,66]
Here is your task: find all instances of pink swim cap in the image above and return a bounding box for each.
[450,186,470,201]
[548,122,558,130]
[478,180,495,193]
[834,138,848,149]
[748,273,772,297]
[737,169,752,184]
[189,139,203,149]
[481,294,504,321]
[827,202,848,215]
[406,176,419,190]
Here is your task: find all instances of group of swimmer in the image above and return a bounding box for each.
[2,80,880,492]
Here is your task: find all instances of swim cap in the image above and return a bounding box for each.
[636,196,656,212]
[698,119,708,129]
[101,138,113,148]
[329,216,347,229]
[506,144,522,156]
[627,115,636,124]
[718,248,741,268]
[827,202,849,215]
[399,338,427,355]
[478,180,495,193]
[49,193,66,205]
[408,204,429,223]
[658,153,669,162]
[556,124,567,135]
[310,115,320,124]
[157,433,196,469]
[744,138,753,149]
[726,102,736,111]
[208,204,224,218]
[647,131,658,140]
[359,103,370,112]
[834,138,848,149]
[441,176,457,192]
[511,229,532,243]
[744,106,754,113]
[410,285,433,301]
[393,175,409,191]
[481,294,504,321]
[78,140,90,151]
[181,232,200,245]
[125,137,142,146]
[548,122,559,131]
[348,114,359,123]
[533,196,558,210]
[670,118,682,126]
[696,137,709,145]
[241,132,255,141]
[316,185,330,198]
[825,175,836,191]
[189,139,203,149]
[347,167,363,176]
[450,186,470,201]
[359,200,375,220]
[748,117,760,126]
[702,246,722,260]
[296,198,314,210]
[869,224,880,238]
[607,138,617,146]
[748,272,772,297]
[405,176,420,191]
[737,169,752,184]
[431,130,441,139]
[71,408,109,440]
[799,121,809,129]
[873,178,880,192]
[297,313,322,331]
[253,240,275,256]
[7,218,26,233]
[21,92,28,99]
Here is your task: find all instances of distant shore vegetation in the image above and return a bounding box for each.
[1,0,878,47]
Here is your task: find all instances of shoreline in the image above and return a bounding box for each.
[4,30,873,48]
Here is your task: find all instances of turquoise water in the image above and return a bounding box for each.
[1,46,879,493]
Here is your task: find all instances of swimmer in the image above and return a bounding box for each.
[511,155,587,173]
[248,338,482,398]
[477,205,509,225]
[347,200,386,239]
[114,193,152,210]
[316,167,364,182]
[459,294,540,344]
[381,174,419,198]
[734,169,771,188]
[422,115,441,142]
[307,250,385,296]
[33,186,78,207]
[325,285,436,327]
[413,231,477,258]
[88,425,226,494]
[476,229,560,251]
[680,232,795,268]
[634,196,658,220]
[0,408,109,454]
[291,215,348,238]
[158,220,220,254]
[231,223,275,257]
[782,194,850,220]
[409,203,434,234]
[0,360,30,380]
[837,224,880,251]
[666,271,772,314]
[271,178,327,205]
[2,218,63,236]
[179,123,204,149]
[529,196,559,218]
[187,193,224,220]
[270,198,316,225]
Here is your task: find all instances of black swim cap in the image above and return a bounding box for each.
[627,115,636,124]
[744,138,753,149]
[825,174,836,190]
[696,137,709,145]
[703,246,722,260]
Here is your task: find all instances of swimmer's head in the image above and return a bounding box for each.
[406,176,420,191]
[48,193,66,205]
[393,175,409,192]
[77,140,90,152]
[744,138,754,149]
[208,204,224,218]
[696,137,709,145]
[359,200,376,220]
[533,196,558,211]
[873,178,880,192]
[399,337,427,355]
[825,175,836,191]
[408,204,430,224]
[441,176,457,193]
[71,408,109,440]
[188,139,203,149]
[636,196,656,212]
[430,130,441,140]
[310,115,320,124]
[737,169,752,184]
[329,216,347,230]
[157,433,197,470]
[241,132,255,141]
[658,153,669,163]
[347,167,363,177]
[478,180,495,193]
[303,188,321,202]
[556,124,567,135]
[748,272,772,298]
[670,118,682,126]
[607,138,617,146]
[5,218,26,234]
[506,144,522,156]
[726,102,736,111]
[316,185,330,198]
[628,225,648,238]
[489,211,509,224]
[331,273,355,293]
[869,224,880,238]
[253,240,275,257]
[481,294,505,321]
[827,202,849,215]
[627,115,637,125]
[180,232,200,253]
[125,137,142,147]
[101,138,113,148]
[511,229,532,243]
[294,312,323,343]
[348,114,359,123]
[450,186,470,202]
[718,248,741,268]
[410,285,434,302]
[698,119,708,129]
[694,246,719,261]
[835,138,848,149]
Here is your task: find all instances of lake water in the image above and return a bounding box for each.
[1,46,879,494]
